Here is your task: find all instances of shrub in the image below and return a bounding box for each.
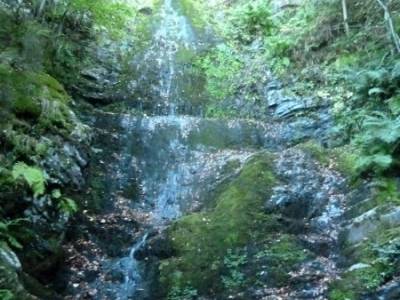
[229,0,274,43]
[354,113,400,174]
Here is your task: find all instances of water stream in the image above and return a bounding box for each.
[78,1,271,298]
[64,0,347,299]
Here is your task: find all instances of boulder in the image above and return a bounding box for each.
[134,231,175,260]
[0,245,36,300]
[344,206,400,244]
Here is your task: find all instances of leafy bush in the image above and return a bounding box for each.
[334,62,400,174]
[70,0,134,39]
[12,162,46,197]
[229,0,274,43]
[354,113,400,174]
[352,64,400,107]
[197,44,243,101]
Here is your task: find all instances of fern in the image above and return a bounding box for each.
[0,219,27,250]
[58,197,78,216]
[12,162,46,197]
[0,290,14,300]
[356,154,393,173]
[51,189,78,215]
[354,113,400,173]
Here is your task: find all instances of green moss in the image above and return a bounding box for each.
[159,152,279,294]
[329,264,386,299]
[330,146,359,179]
[328,288,356,300]
[254,234,311,286]
[0,64,75,133]
[296,141,330,165]
[296,141,359,179]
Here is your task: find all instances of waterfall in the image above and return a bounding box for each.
[64,1,347,299]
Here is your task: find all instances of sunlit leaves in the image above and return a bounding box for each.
[12,162,46,197]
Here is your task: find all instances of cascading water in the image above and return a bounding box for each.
[75,1,271,299]
[136,0,197,115]
[64,0,347,299]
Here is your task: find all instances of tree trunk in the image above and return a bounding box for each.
[376,0,400,54]
[342,0,350,36]
[37,0,47,18]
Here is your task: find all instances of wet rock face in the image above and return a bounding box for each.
[134,231,174,260]
[259,149,347,299]
[264,79,332,146]
[375,280,400,300]
[266,149,346,230]
[43,142,89,191]
[76,66,121,105]
[343,206,400,244]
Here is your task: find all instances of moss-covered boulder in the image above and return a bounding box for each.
[158,152,280,295]
[0,64,76,133]
[329,178,400,299]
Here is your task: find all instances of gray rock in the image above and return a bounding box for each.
[81,67,109,82]
[344,206,400,244]
[0,245,36,300]
[0,246,21,271]
[274,97,319,118]
[376,279,400,300]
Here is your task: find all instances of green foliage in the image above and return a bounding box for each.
[352,64,400,106]
[12,162,46,197]
[353,113,400,174]
[332,61,400,175]
[70,0,134,39]
[167,286,198,300]
[58,198,79,216]
[254,234,310,286]
[221,249,247,290]
[0,219,27,250]
[229,0,274,43]
[373,178,400,205]
[198,44,243,102]
[0,290,14,300]
[51,189,78,215]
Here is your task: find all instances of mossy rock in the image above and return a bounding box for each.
[252,234,312,287]
[296,141,359,179]
[332,225,400,299]
[328,265,387,300]
[159,152,279,294]
[0,64,74,131]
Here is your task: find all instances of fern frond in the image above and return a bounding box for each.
[11,162,46,197]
